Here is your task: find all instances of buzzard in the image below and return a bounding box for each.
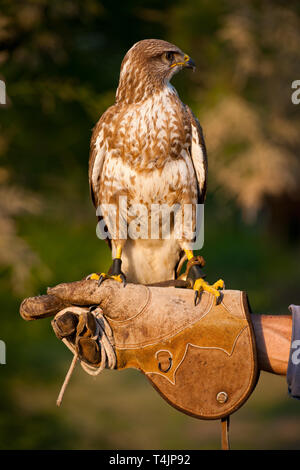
[89,39,223,303]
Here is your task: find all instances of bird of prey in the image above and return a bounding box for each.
[88,39,223,302]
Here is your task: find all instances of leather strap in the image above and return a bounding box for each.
[221,416,230,450]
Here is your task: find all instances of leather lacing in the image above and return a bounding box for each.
[56,307,116,406]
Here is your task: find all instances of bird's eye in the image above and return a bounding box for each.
[165,52,174,63]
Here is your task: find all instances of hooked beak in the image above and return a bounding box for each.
[170,54,196,71]
[183,54,196,71]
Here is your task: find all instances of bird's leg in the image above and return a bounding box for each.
[88,245,126,287]
[184,250,224,306]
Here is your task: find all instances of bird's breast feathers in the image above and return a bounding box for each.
[106,85,190,168]
[93,85,197,206]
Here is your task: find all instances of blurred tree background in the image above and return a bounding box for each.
[0,0,300,449]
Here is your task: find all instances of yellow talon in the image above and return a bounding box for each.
[97,273,124,282]
[193,278,221,297]
[87,272,125,284]
[97,271,126,287]
[212,279,225,290]
[88,246,126,286]
[89,273,100,281]
[109,274,124,283]
[193,278,223,305]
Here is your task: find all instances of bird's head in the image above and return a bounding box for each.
[116,39,195,103]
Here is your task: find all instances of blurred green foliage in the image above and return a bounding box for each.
[0,0,300,449]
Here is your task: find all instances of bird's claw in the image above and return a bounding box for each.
[212,279,225,290]
[193,278,224,306]
[119,273,126,287]
[87,268,126,287]
[96,272,126,287]
[86,273,100,281]
[98,274,105,286]
[194,289,200,306]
